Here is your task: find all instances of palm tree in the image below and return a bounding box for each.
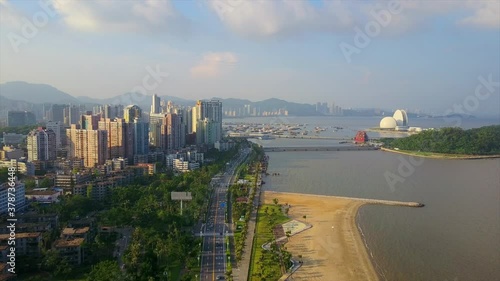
[302,215,307,223]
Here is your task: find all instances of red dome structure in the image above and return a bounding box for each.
[354,131,368,144]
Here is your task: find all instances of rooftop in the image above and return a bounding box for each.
[62,227,89,236]
[17,212,58,218]
[25,190,60,196]
[54,237,85,248]
[0,222,49,228]
[0,232,41,240]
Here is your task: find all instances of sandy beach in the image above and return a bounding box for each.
[262,191,379,281]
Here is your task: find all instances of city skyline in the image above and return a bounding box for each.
[0,0,499,115]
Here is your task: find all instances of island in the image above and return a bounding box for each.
[380,125,500,159]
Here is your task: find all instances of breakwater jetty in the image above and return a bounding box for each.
[265,191,425,207]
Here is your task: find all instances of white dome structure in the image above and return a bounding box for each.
[393,109,409,126]
[380,117,398,129]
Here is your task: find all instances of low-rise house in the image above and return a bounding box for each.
[0,263,16,280]
[0,232,42,257]
[0,246,7,263]
[17,213,59,230]
[0,182,26,214]
[68,217,96,240]
[236,197,248,203]
[53,238,85,265]
[0,146,24,160]
[0,222,51,234]
[25,189,61,204]
[55,172,92,189]
[137,163,157,175]
[61,227,90,242]
[0,159,34,176]
[173,158,199,173]
[73,182,114,200]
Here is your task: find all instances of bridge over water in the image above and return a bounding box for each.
[273,135,354,140]
[262,146,379,152]
[229,134,380,141]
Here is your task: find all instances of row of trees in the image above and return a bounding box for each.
[381,125,500,155]
[230,144,263,263]
[0,124,41,135]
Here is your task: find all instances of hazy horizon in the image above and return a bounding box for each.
[1,0,499,115]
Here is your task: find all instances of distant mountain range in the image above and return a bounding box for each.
[0,81,319,115]
[0,81,80,104]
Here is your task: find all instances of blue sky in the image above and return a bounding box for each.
[0,0,499,115]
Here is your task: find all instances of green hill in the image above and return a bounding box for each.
[381,125,500,155]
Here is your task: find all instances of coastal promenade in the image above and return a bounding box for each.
[232,178,261,281]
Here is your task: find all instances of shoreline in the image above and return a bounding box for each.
[380,147,500,159]
[261,191,421,281]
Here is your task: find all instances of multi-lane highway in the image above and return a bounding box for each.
[200,148,250,281]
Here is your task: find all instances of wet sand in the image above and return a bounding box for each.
[262,191,380,281]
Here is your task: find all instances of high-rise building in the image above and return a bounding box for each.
[196,118,219,145]
[133,118,149,156]
[176,108,189,146]
[66,125,108,168]
[7,111,36,127]
[148,113,164,148]
[103,104,116,119]
[185,107,194,134]
[68,105,81,126]
[166,101,174,114]
[50,104,67,123]
[80,114,100,130]
[147,113,185,151]
[114,105,124,118]
[46,121,62,150]
[151,94,161,114]
[164,113,182,151]
[63,105,80,126]
[194,100,223,145]
[27,127,57,161]
[124,105,142,123]
[98,118,134,160]
[191,106,198,133]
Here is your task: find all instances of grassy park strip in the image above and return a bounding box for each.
[248,203,292,281]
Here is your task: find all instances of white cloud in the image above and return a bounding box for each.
[208,0,499,38]
[0,0,22,27]
[190,52,238,78]
[52,0,188,33]
[207,0,353,38]
[460,1,500,29]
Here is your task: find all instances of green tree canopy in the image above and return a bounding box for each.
[86,260,123,281]
[381,125,500,155]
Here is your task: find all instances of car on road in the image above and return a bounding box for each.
[216,276,225,280]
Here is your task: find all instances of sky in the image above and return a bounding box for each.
[0,0,499,115]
